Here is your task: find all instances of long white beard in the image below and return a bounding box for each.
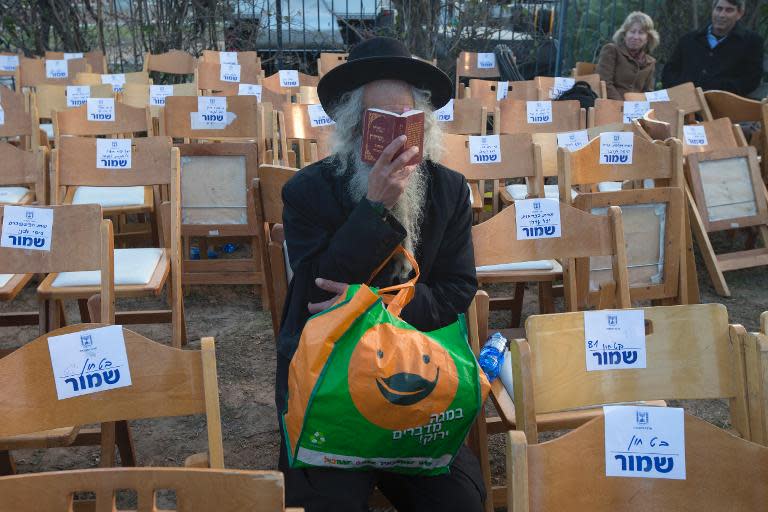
[344,145,427,279]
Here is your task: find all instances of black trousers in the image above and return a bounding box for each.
[275,354,486,512]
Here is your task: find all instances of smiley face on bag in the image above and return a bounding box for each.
[348,323,458,430]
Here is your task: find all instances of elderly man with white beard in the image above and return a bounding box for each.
[274,38,483,511]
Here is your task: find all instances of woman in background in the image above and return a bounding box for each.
[597,11,660,99]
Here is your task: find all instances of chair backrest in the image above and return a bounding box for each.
[276,103,334,167]
[0,204,113,322]
[705,89,766,123]
[625,82,712,120]
[45,50,106,73]
[468,79,538,110]
[513,303,749,441]
[508,412,768,512]
[143,50,197,75]
[589,99,684,136]
[681,117,741,156]
[120,82,197,115]
[34,83,114,120]
[196,61,263,95]
[496,99,586,134]
[201,50,262,69]
[558,134,684,201]
[573,61,597,76]
[0,467,288,512]
[262,71,319,95]
[0,86,33,140]
[54,101,152,139]
[456,52,500,81]
[0,142,46,203]
[74,71,151,92]
[472,201,630,310]
[435,98,488,135]
[318,52,348,75]
[160,95,261,140]
[536,74,605,100]
[17,57,90,87]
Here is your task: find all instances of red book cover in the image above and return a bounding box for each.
[361,108,424,166]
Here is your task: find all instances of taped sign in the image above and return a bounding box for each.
[496,81,509,101]
[219,52,238,65]
[584,309,646,371]
[477,52,496,69]
[0,55,19,72]
[599,132,634,165]
[63,52,84,60]
[279,70,300,88]
[683,125,708,146]
[220,63,241,82]
[1,205,54,252]
[557,130,589,151]
[48,325,133,400]
[604,405,685,480]
[238,83,262,101]
[549,77,575,99]
[622,101,650,123]
[434,99,454,122]
[96,138,132,169]
[66,85,90,107]
[149,85,174,106]
[469,135,501,164]
[307,104,334,127]
[86,98,115,122]
[0,107,4,126]
[45,60,68,79]
[526,101,553,124]
[515,198,561,239]
[101,74,126,92]
[190,96,231,130]
[645,89,670,102]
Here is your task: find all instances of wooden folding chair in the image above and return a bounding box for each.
[467,79,538,112]
[143,49,197,76]
[318,52,348,76]
[506,411,768,512]
[742,311,768,445]
[32,83,114,146]
[625,82,712,121]
[686,146,768,296]
[262,71,319,98]
[572,61,596,76]
[74,71,151,93]
[588,98,684,137]
[535,74,606,100]
[455,51,501,98]
[435,98,488,135]
[0,467,300,512]
[120,82,197,133]
[680,116,745,156]
[0,85,37,149]
[200,50,262,70]
[274,103,334,168]
[53,100,152,142]
[0,324,222,475]
[196,61,263,95]
[15,57,90,89]
[253,166,298,337]
[0,142,46,206]
[0,203,113,348]
[43,136,185,347]
[45,50,107,74]
[496,99,586,134]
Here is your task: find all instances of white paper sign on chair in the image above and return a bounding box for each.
[238,83,262,101]
[604,405,685,480]
[645,89,670,102]
[622,101,650,123]
[279,70,300,88]
[683,125,708,146]
[149,85,174,106]
[66,85,91,107]
[599,132,634,165]
[469,134,502,164]
[63,52,84,60]
[45,60,68,79]
[307,104,335,127]
[515,198,561,240]
[0,107,4,126]
[219,63,241,82]
[549,77,575,99]
[434,99,454,122]
[48,325,133,400]
[1,205,54,252]
[584,309,646,371]
[527,101,553,124]
[219,52,238,65]
[190,96,231,130]
[0,55,19,72]
[101,74,126,92]
[477,53,496,69]
[496,81,509,101]
[97,138,132,170]
[557,129,589,151]
[86,98,115,122]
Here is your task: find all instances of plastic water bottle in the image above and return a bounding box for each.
[478,332,508,382]
[222,243,238,254]
[190,246,200,260]
[206,247,219,259]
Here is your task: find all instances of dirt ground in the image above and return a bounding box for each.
[1,233,767,503]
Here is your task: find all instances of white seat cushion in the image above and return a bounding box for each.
[597,181,623,192]
[0,274,13,288]
[40,123,54,139]
[476,259,561,273]
[0,186,30,203]
[505,184,578,200]
[72,186,145,208]
[51,248,163,287]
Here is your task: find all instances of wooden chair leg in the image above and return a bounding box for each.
[510,282,526,328]
[538,282,555,314]
[0,451,16,476]
[77,298,91,323]
[115,420,136,467]
[99,422,117,468]
[686,185,730,296]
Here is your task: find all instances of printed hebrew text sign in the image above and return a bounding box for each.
[66,85,90,107]
[434,99,454,122]
[468,135,501,164]
[584,309,646,371]
[515,198,561,240]
[150,85,174,106]
[1,205,54,251]
[96,138,132,169]
[599,132,634,165]
[86,98,115,122]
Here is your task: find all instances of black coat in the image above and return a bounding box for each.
[277,157,478,360]
[661,23,764,96]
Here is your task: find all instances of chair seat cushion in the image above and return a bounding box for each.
[51,248,163,287]
[72,186,145,208]
[597,181,623,192]
[0,186,30,204]
[0,274,13,288]
[40,123,54,139]
[476,259,559,272]
[505,184,577,201]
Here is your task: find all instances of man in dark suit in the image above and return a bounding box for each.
[662,0,764,96]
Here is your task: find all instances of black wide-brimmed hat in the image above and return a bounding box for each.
[318,37,452,119]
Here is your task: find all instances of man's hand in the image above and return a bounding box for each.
[366,135,420,210]
[308,278,349,314]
